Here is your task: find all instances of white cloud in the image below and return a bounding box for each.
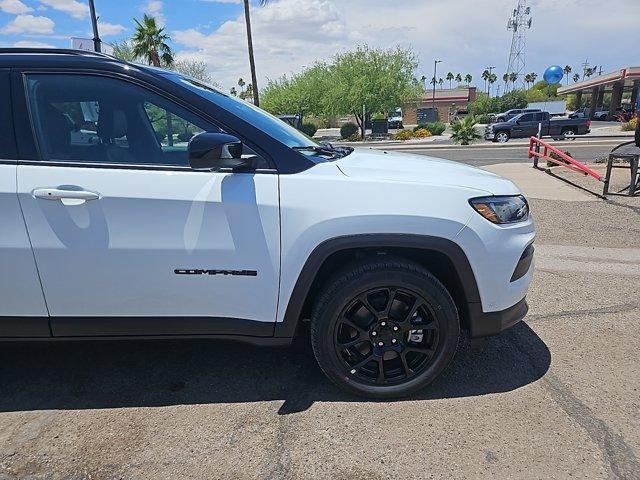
[172,0,640,92]
[1,14,54,34]
[98,21,126,37]
[38,0,88,19]
[0,0,33,14]
[140,0,165,26]
[12,40,55,47]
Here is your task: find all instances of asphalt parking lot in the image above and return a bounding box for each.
[1,156,639,479]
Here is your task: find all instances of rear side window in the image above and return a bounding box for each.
[519,113,534,122]
[0,69,17,160]
[24,73,218,166]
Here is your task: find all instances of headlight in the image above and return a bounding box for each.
[469,195,529,224]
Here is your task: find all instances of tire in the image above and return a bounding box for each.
[562,129,576,140]
[495,131,510,143]
[310,257,459,399]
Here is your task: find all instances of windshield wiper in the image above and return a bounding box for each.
[292,144,353,159]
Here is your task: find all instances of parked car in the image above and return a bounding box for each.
[0,48,535,399]
[387,108,403,129]
[494,108,541,123]
[485,111,591,142]
[568,107,588,119]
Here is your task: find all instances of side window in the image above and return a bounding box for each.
[25,74,219,167]
[143,102,205,151]
[519,113,534,122]
[533,113,545,122]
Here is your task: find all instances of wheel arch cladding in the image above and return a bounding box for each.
[275,234,481,338]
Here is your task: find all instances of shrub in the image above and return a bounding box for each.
[475,114,494,125]
[450,115,481,145]
[394,129,414,141]
[426,121,446,135]
[413,128,432,138]
[299,123,318,137]
[413,123,428,132]
[346,133,361,142]
[340,122,359,139]
[547,150,572,167]
[621,117,637,132]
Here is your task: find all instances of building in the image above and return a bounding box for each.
[557,67,639,120]
[403,87,477,124]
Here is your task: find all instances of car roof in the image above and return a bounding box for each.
[0,47,153,73]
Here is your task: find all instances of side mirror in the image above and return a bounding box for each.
[188,132,254,171]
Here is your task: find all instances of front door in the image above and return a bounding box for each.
[15,72,280,337]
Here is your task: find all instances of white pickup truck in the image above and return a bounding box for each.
[0,49,535,398]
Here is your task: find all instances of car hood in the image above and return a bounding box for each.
[335,148,520,196]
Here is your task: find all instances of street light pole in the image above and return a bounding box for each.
[88,0,101,53]
[433,59,442,115]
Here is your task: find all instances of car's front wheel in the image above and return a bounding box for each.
[495,131,510,143]
[310,257,459,398]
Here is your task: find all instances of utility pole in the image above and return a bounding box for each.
[581,59,590,79]
[433,59,442,115]
[88,0,101,53]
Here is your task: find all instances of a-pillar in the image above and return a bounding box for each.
[608,81,624,120]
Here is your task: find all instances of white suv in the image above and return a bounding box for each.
[0,49,534,398]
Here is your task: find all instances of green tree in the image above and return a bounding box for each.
[502,73,509,92]
[242,0,270,106]
[450,115,481,145]
[131,14,173,68]
[261,63,330,116]
[481,69,490,94]
[446,71,454,89]
[173,58,214,84]
[488,73,497,96]
[464,73,472,85]
[438,77,444,89]
[508,72,518,86]
[563,65,572,85]
[524,73,532,89]
[325,46,423,139]
[455,73,462,84]
[112,40,139,62]
[573,73,580,83]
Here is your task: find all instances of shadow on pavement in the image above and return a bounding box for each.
[0,322,549,415]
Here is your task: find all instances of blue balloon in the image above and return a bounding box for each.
[543,65,564,85]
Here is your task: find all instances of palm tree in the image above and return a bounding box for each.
[585,67,594,78]
[132,14,174,145]
[530,72,538,85]
[572,73,580,83]
[132,14,173,68]
[524,73,532,89]
[455,73,462,85]
[438,78,444,89]
[563,65,572,85]
[488,73,497,97]
[464,73,472,85]
[243,0,270,106]
[446,72,454,89]
[509,72,518,89]
[430,76,437,87]
[502,73,509,93]
[481,69,490,94]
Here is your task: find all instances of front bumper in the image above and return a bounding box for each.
[468,297,529,338]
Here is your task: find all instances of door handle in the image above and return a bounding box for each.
[32,188,100,201]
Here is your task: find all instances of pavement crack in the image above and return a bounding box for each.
[541,372,640,479]
[526,302,640,324]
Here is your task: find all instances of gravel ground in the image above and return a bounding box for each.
[1,178,639,479]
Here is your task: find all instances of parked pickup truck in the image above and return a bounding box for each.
[485,111,591,143]
[0,48,535,399]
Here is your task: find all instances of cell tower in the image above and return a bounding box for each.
[506,0,532,89]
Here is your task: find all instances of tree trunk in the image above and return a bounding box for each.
[243,0,260,107]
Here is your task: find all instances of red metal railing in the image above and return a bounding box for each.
[528,136,603,182]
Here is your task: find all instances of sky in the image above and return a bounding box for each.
[0,0,638,92]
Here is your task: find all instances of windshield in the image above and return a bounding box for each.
[163,72,320,150]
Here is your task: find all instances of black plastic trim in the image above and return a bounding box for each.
[467,297,528,338]
[275,234,482,338]
[0,316,51,337]
[511,243,534,282]
[50,316,274,337]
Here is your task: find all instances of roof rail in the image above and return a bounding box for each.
[0,48,116,59]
